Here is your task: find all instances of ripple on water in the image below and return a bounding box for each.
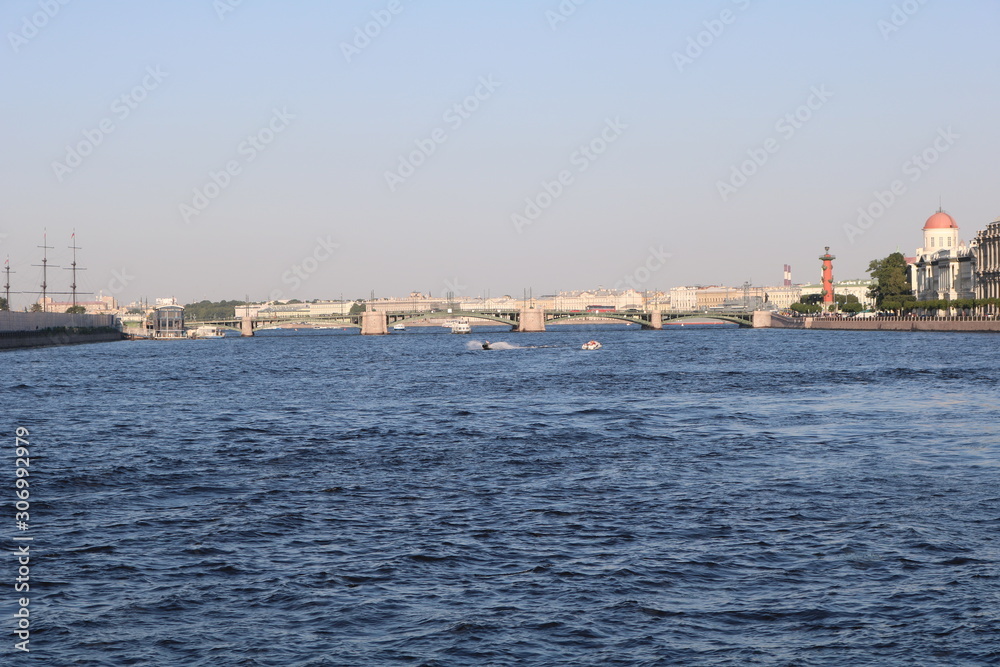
[9,328,1000,665]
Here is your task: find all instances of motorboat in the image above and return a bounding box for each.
[393,323,406,331]
[451,322,472,334]
[580,340,602,350]
[187,326,226,339]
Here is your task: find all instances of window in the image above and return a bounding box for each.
[947,237,952,247]
[930,237,935,248]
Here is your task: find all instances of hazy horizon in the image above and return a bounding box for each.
[2,0,997,308]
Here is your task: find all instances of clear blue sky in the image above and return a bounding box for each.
[1,0,997,306]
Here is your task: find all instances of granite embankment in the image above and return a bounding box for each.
[755,311,1000,332]
[0,312,123,350]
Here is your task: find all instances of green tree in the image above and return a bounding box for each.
[800,293,824,306]
[29,303,42,312]
[835,294,860,306]
[65,305,86,314]
[182,299,243,321]
[0,296,8,311]
[349,300,366,314]
[790,302,821,315]
[867,252,912,307]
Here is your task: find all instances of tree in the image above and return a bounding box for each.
[29,303,42,312]
[800,293,824,306]
[65,305,86,314]
[790,302,821,315]
[0,296,7,311]
[182,299,243,321]
[867,252,912,308]
[835,294,860,306]
[349,300,366,314]
[841,301,864,314]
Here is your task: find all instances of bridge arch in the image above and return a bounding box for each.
[385,310,520,328]
[544,312,650,327]
[660,313,752,328]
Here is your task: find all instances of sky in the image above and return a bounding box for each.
[1,0,998,307]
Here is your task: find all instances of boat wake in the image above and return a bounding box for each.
[466,340,522,350]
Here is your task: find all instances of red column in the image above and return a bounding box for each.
[819,247,836,305]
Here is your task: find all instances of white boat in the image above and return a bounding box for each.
[187,326,226,339]
[393,323,406,331]
[581,340,602,350]
[451,322,472,334]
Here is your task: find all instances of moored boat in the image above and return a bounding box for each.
[187,325,226,339]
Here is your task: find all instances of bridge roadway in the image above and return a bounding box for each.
[190,308,757,336]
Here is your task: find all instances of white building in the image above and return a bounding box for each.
[668,287,698,311]
[973,216,1000,304]
[909,209,976,301]
[800,280,875,307]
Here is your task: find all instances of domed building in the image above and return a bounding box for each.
[909,209,977,302]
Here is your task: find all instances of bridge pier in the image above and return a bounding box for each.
[361,310,388,335]
[518,308,546,332]
[240,316,255,337]
[752,311,772,328]
[643,310,663,330]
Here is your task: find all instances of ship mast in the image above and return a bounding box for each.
[65,230,85,309]
[33,230,57,313]
[2,257,12,309]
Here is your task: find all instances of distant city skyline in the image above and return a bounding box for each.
[2,1,997,306]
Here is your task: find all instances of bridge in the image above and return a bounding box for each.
[189,308,757,336]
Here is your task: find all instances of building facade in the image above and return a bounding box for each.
[909,210,976,301]
[145,305,185,338]
[39,293,118,314]
[973,217,1000,303]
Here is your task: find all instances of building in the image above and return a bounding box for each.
[761,286,803,309]
[39,293,118,314]
[668,287,698,311]
[145,304,185,338]
[799,280,875,307]
[973,216,1000,305]
[909,209,976,301]
[667,284,799,311]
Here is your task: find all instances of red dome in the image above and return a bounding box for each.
[923,211,957,230]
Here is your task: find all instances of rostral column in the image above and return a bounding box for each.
[819,246,836,305]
